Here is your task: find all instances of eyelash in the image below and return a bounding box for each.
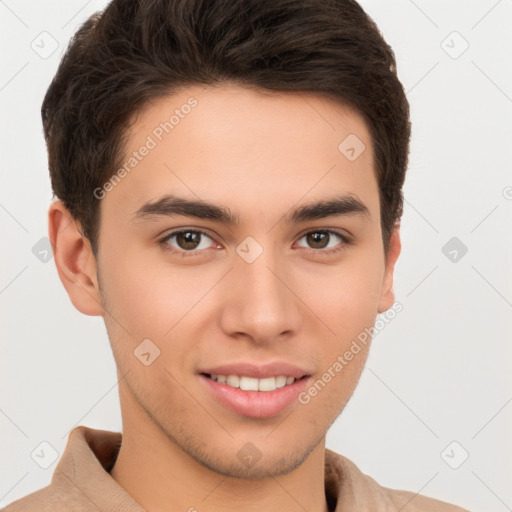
[158,228,352,258]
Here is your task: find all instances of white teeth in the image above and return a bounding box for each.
[275,376,287,388]
[226,375,240,388]
[209,374,297,391]
[240,376,259,391]
[258,377,276,391]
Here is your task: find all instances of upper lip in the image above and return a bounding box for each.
[198,361,311,379]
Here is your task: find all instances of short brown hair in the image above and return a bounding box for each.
[42,0,411,257]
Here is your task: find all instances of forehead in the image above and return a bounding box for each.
[101,83,378,226]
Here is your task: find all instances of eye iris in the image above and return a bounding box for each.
[307,232,329,249]
[177,231,201,250]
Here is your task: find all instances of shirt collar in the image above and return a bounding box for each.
[52,425,385,511]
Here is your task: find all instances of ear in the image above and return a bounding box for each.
[377,222,401,314]
[48,200,103,316]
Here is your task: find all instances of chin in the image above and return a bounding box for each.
[180,433,323,480]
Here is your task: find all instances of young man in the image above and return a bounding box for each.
[4,0,469,510]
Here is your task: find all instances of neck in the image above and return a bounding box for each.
[110,393,330,512]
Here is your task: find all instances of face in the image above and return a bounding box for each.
[59,83,400,479]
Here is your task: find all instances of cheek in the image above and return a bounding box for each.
[308,254,385,342]
[97,250,215,380]
[98,246,175,334]
[298,342,370,425]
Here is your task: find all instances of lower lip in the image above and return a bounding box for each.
[199,374,311,419]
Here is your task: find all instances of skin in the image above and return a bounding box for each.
[48,82,401,512]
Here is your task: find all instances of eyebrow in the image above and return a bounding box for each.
[132,193,371,225]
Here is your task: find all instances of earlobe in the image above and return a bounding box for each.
[48,200,103,316]
[377,222,401,314]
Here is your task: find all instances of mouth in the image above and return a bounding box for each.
[198,372,311,419]
[201,373,307,391]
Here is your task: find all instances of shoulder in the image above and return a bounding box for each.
[380,485,470,512]
[1,485,69,512]
[325,448,470,512]
[2,425,125,512]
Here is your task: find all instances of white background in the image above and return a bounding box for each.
[1,1,511,510]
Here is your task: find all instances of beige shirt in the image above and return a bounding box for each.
[3,426,469,511]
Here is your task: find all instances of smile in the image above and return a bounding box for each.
[206,374,296,392]
[199,373,311,418]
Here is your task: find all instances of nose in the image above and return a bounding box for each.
[219,245,303,345]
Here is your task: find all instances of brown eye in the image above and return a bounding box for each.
[176,231,202,250]
[305,231,330,249]
[296,230,350,256]
[161,229,215,254]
